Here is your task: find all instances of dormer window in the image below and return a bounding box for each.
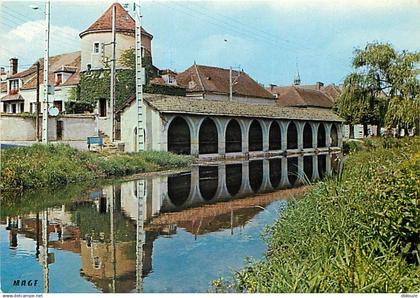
[93,42,100,54]
[9,79,19,95]
[55,73,63,86]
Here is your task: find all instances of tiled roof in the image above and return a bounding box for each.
[268,84,342,106]
[275,86,334,108]
[15,52,81,90]
[1,93,24,102]
[79,2,152,38]
[176,64,275,100]
[142,94,343,122]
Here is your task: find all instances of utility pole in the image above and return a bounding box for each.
[110,4,117,143]
[42,0,50,144]
[135,0,145,151]
[36,61,40,141]
[229,66,233,101]
[136,180,146,292]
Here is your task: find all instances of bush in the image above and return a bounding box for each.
[1,144,194,195]
[226,137,420,293]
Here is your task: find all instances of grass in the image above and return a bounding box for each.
[216,137,420,293]
[1,143,194,195]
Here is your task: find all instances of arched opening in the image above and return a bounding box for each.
[287,122,298,149]
[225,119,242,153]
[168,173,191,207]
[318,154,326,179]
[287,157,298,186]
[199,166,218,201]
[303,156,313,181]
[303,123,312,148]
[269,158,282,188]
[248,120,263,151]
[331,124,338,147]
[168,117,191,155]
[225,164,242,196]
[199,118,218,154]
[317,123,326,147]
[269,121,281,150]
[249,160,263,192]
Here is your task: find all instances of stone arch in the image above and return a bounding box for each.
[225,163,242,196]
[317,123,326,147]
[269,121,281,150]
[269,158,282,188]
[303,123,312,148]
[331,124,338,147]
[198,117,218,154]
[198,166,219,201]
[248,120,263,151]
[168,173,191,207]
[249,160,263,192]
[167,116,191,155]
[225,119,242,153]
[287,121,298,149]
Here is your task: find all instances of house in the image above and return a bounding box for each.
[176,64,276,104]
[0,52,81,114]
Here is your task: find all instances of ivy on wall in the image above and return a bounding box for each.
[72,49,186,112]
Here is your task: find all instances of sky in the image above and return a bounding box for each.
[0,0,419,86]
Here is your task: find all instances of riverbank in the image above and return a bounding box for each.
[221,137,419,293]
[1,143,194,195]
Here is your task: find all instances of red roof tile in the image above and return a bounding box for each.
[273,86,334,108]
[176,64,275,99]
[79,2,152,38]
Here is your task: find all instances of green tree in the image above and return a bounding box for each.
[335,42,420,137]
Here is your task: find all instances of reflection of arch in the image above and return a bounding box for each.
[168,117,191,154]
[248,120,263,151]
[317,123,326,147]
[318,154,326,179]
[303,123,312,148]
[269,158,282,188]
[198,166,218,201]
[269,121,281,150]
[199,118,218,154]
[287,122,298,149]
[303,156,313,180]
[331,124,338,147]
[168,173,191,206]
[249,160,263,192]
[225,164,242,196]
[225,119,242,153]
[287,157,298,186]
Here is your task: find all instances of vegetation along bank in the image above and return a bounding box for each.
[217,137,419,292]
[1,144,194,195]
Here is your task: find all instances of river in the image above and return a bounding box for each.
[0,153,340,293]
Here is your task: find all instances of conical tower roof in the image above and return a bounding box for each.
[79,2,152,38]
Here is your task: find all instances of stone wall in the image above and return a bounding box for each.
[0,114,96,142]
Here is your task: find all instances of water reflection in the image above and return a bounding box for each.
[1,154,341,293]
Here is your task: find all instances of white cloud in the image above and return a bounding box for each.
[0,20,80,67]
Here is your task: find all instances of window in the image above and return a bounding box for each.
[55,73,62,85]
[93,42,100,54]
[12,104,16,113]
[3,104,7,113]
[20,103,24,113]
[54,100,63,112]
[99,98,107,117]
[9,79,18,95]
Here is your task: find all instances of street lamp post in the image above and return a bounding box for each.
[31,1,50,144]
[42,0,50,144]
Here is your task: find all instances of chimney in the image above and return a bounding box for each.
[316,81,324,90]
[9,58,18,76]
[269,84,277,91]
